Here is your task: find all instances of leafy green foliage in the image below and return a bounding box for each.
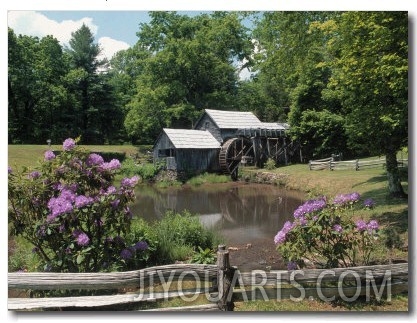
[123,12,253,143]
[151,210,220,264]
[291,109,347,159]
[190,247,217,265]
[120,157,165,181]
[274,193,380,269]
[265,158,276,170]
[8,25,125,145]
[324,12,408,196]
[8,138,145,272]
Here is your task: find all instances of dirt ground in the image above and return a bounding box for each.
[225,237,286,272]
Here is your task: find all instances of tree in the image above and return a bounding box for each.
[123,12,253,144]
[326,12,408,197]
[66,23,122,144]
[252,12,346,160]
[8,29,72,144]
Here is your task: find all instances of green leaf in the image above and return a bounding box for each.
[76,254,85,264]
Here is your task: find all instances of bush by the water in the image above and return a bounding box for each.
[8,138,145,273]
[274,192,380,269]
[8,140,219,272]
[98,210,220,269]
[9,210,220,271]
[120,157,165,181]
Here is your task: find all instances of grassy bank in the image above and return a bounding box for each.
[7,145,408,311]
[8,144,147,171]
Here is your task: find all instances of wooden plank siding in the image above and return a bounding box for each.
[153,129,220,173]
[194,113,223,143]
[175,149,220,172]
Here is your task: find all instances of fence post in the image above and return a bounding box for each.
[216,245,235,311]
[355,159,359,171]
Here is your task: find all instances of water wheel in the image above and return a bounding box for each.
[219,137,253,180]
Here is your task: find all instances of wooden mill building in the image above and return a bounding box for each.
[153,128,221,173]
[153,109,298,178]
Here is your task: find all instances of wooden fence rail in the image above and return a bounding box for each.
[8,245,408,311]
[309,157,408,171]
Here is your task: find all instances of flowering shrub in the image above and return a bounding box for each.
[274,192,379,269]
[8,138,147,272]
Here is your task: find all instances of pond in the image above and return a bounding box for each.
[131,182,305,271]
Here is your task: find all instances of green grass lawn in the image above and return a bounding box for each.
[7,144,145,171]
[7,145,409,311]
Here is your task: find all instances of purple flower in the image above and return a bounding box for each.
[287,261,298,270]
[274,221,294,245]
[333,224,343,233]
[8,166,12,174]
[44,150,56,161]
[298,216,308,226]
[86,153,104,166]
[47,198,73,222]
[134,241,149,251]
[355,220,367,232]
[121,176,140,188]
[333,192,361,206]
[106,186,117,195]
[120,248,133,260]
[47,188,76,221]
[29,171,41,179]
[367,220,379,231]
[364,198,375,209]
[293,198,326,219]
[101,159,121,171]
[282,221,295,232]
[75,195,93,208]
[63,138,76,151]
[274,231,286,245]
[111,199,120,209]
[350,192,361,202]
[60,188,76,203]
[73,230,90,246]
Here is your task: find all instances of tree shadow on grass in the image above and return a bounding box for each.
[352,175,387,187]
[375,209,409,234]
[351,173,408,235]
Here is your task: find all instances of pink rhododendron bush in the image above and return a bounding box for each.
[8,138,148,272]
[274,193,379,269]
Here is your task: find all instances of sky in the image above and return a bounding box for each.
[8,11,155,61]
[7,10,253,78]
[6,1,417,63]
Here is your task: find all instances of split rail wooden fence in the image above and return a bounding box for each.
[8,245,408,311]
[309,157,408,171]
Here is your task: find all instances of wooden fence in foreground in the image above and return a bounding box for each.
[8,245,408,311]
[309,156,408,171]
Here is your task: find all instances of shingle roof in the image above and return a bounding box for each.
[163,128,221,149]
[205,109,263,129]
[260,122,289,130]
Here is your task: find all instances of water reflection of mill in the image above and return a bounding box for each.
[133,184,304,246]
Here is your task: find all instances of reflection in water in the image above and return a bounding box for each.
[131,183,304,246]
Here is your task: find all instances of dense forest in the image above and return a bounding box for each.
[8,11,408,195]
